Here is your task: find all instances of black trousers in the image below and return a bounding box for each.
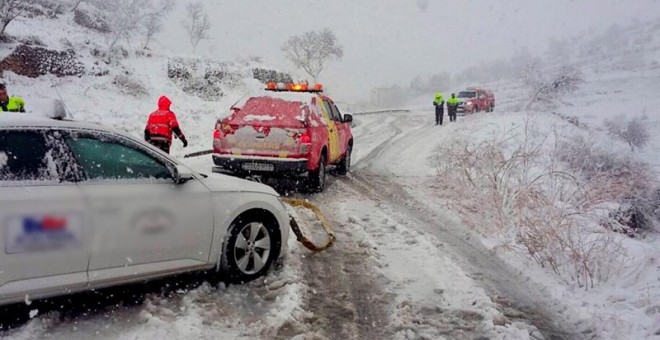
[448,108,457,122]
[147,139,171,153]
[435,110,444,125]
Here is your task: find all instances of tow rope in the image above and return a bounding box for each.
[179,146,335,252]
[183,149,213,158]
[282,198,336,252]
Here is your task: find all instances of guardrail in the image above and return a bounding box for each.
[350,109,411,115]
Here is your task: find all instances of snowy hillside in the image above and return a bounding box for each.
[1,2,292,160]
[402,18,660,339]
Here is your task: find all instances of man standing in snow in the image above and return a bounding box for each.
[144,95,188,154]
[0,84,25,112]
[433,93,444,125]
[446,93,459,122]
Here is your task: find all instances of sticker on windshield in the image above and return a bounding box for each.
[5,213,83,254]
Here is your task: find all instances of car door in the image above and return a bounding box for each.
[0,129,89,302]
[320,98,341,162]
[330,103,351,154]
[64,130,214,285]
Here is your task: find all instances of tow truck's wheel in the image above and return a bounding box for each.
[220,213,281,283]
[307,154,326,192]
[337,146,352,175]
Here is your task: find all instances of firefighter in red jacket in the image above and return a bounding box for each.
[144,96,187,153]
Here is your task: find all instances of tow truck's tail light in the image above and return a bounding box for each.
[213,125,222,153]
[296,131,312,154]
[300,131,311,144]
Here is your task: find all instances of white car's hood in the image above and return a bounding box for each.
[198,172,279,196]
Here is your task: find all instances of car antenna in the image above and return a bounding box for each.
[49,78,74,120]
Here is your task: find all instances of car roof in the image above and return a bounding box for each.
[0,113,118,133]
[0,112,180,163]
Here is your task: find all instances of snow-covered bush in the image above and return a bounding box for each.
[604,117,650,151]
[252,67,293,84]
[556,133,658,235]
[0,45,84,77]
[73,8,110,33]
[432,122,627,288]
[167,58,249,100]
[522,63,583,110]
[112,74,148,97]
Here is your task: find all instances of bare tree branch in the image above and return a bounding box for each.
[141,0,173,50]
[281,28,343,82]
[181,1,211,54]
[71,0,85,12]
[90,0,173,61]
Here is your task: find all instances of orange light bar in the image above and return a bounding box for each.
[265,82,321,92]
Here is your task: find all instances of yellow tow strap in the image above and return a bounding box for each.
[282,197,336,252]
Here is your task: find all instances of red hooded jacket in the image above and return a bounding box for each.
[145,96,184,143]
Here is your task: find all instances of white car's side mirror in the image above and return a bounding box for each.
[174,164,195,184]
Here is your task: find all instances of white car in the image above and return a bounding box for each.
[0,113,290,306]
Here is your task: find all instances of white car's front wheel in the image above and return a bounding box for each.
[220,212,281,283]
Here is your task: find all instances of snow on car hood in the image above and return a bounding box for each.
[199,172,279,196]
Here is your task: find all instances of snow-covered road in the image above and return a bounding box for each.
[2,109,591,340]
[293,109,585,340]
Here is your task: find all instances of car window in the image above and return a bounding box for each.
[331,104,343,122]
[66,135,172,181]
[0,130,60,182]
[322,100,341,121]
[321,99,334,121]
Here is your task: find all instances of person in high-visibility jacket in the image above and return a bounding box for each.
[433,93,445,125]
[144,95,187,154]
[446,93,460,122]
[0,83,25,112]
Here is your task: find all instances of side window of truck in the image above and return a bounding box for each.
[321,100,335,121]
[322,100,341,122]
[331,104,343,122]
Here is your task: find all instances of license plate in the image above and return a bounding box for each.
[242,163,274,171]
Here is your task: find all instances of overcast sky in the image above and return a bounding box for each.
[161,0,660,101]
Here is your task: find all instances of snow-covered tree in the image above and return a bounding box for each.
[141,1,173,50]
[181,1,210,54]
[281,28,344,82]
[523,63,583,110]
[0,0,32,38]
[70,0,85,12]
[96,0,172,61]
[605,117,650,151]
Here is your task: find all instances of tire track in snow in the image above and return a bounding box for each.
[290,194,392,340]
